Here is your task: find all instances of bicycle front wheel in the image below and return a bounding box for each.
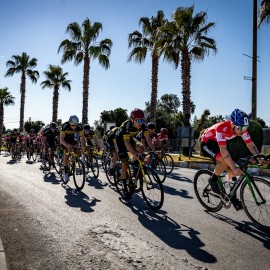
[91,154,99,178]
[162,153,174,175]
[240,177,270,230]
[194,170,223,212]
[140,166,164,211]
[72,159,86,190]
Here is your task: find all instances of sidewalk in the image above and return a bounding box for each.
[174,159,270,177]
[0,237,7,270]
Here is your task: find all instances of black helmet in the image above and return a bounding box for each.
[30,129,35,133]
[109,125,115,130]
[50,122,57,129]
[147,122,156,129]
[83,124,91,131]
[69,115,79,125]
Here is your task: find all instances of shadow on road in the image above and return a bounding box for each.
[207,211,270,249]
[129,205,216,264]
[42,170,62,185]
[86,176,108,189]
[63,185,101,213]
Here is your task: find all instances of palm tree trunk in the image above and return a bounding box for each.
[0,103,4,135]
[150,55,159,123]
[52,86,59,122]
[181,48,191,127]
[20,73,26,132]
[82,54,90,124]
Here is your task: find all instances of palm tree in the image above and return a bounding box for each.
[0,87,15,135]
[157,6,217,126]
[58,18,113,124]
[128,10,167,122]
[258,0,270,27]
[40,65,71,122]
[5,52,39,131]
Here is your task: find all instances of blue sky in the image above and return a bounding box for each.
[1,0,270,130]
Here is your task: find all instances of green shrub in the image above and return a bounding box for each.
[227,120,263,162]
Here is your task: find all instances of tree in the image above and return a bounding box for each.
[258,0,270,27]
[5,52,39,131]
[0,87,15,135]
[24,120,45,133]
[157,6,217,126]
[40,65,71,122]
[128,11,167,122]
[58,18,113,124]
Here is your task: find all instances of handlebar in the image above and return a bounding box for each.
[237,154,270,169]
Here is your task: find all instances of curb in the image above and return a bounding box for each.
[174,161,270,177]
[0,237,7,270]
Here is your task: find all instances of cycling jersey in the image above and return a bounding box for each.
[61,121,83,145]
[201,120,252,146]
[43,127,60,146]
[83,129,95,147]
[10,131,20,143]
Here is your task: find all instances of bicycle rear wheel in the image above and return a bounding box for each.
[73,159,86,190]
[194,169,223,212]
[240,177,270,230]
[91,154,99,178]
[113,163,126,198]
[140,166,164,211]
[162,153,174,175]
[105,158,115,185]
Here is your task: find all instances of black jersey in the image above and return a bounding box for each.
[116,120,149,143]
[61,121,83,144]
[43,127,60,143]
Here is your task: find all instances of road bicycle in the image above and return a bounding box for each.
[194,154,270,230]
[83,146,99,178]
[40,146,61,174]
[157,145,174,175]
[60,148,86,191]
[26,141,38,162]
[11,142,22,161]
[113,154,164,211]
[144,151,167,183]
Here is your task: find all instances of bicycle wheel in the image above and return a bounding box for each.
[113,163,126,198]
[72,159,85,190]
[152,158,167,183]
[105,158,115,185]
[194,169,223,212]
[91,154,99,178]
[140,166,164,211]
[162,153,174,175]
[240,177,270,230]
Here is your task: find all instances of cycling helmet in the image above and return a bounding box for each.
[109,125,115,130]
[160,128,168,134]
[30,129,35,133]
[230,109,250,126]
[69,115,79,125]
[50,122,57,129]
[20,132,24,135]
[130,108,144,119]
[7,132,11,135]
[83,124,91,131]
[14,128,18,132]
[147,122,156,129]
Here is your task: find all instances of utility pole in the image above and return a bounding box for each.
[251,0,257,119]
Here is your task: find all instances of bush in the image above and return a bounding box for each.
[227,120,263,162]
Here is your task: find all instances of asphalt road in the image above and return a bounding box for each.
[0,153,269,270]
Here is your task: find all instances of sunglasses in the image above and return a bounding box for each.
[236,125,248,131]
[70,124,77,127]
[135,119,145,124]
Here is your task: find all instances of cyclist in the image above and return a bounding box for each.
[136,122,158,151]
[200,108,267,210]
[105,126,119,175]
[10,128,20,158]
[26,129,37,159]
[42,122,60,150]
[103,125,115,152]
[153,128,169,149]
[5,132,11,153]
[115,108,157,199]
[81,124,100,163]
[60,115,86,181]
